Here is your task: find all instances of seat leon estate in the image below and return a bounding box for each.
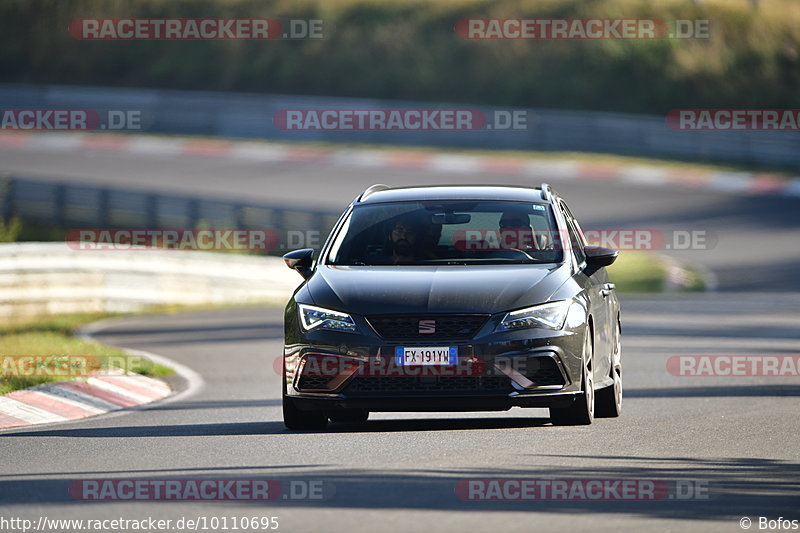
[281,184,622,429]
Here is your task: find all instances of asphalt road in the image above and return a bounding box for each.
[2,296,800,532]
[2,143,800,532]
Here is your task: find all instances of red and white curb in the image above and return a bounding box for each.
[0,323,205,431]
[0,368,171,430]
[1,131,799,198]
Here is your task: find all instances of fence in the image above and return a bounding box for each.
[0,176,341,253]
[2,83,800,169]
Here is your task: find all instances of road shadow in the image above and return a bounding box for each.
[0,454,797,521]
[94,322,284,345]
[3,417,552,438]
[626,385,800,398]
[144,399,283,411]
[624,323,800,340]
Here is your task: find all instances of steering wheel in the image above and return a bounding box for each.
[483,247,537,261]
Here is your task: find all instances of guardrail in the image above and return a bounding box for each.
[0,176,341,253]
[0,242,302,318]
[2,83,799,169]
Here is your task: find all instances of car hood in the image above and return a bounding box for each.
[305,264,569,316]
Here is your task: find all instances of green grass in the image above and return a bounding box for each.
[0,217,22,242]
[607,251,708,292]
[608,251,670,293]
[1,312,120,336]
[0,313,173,395]
[664,261,708,292]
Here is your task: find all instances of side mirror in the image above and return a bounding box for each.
[283,248,314,279]
[584,246,619,275]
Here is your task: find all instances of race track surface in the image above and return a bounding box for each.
[2,143,799,532]
[2,297,799,532]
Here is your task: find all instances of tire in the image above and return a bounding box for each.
[283,396,328,430]
[550,326,594,426]
[596,321,622,418]
[329,409,370,424]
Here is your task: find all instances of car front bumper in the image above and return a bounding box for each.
[283,313,587,412]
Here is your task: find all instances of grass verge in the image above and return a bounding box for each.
[608,251,706,293]
[0,312,173,395]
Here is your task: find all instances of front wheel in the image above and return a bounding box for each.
[283,397,328,430]
[550,326,594,426]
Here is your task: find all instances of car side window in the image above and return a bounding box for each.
[559,201,587,265]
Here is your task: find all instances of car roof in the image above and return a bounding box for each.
[355,185,553,205]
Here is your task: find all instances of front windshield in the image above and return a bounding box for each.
[327,200,563,266]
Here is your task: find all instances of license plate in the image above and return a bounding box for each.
[395,346,457,366]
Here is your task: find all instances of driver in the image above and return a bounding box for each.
[388,215,426,263]
[498,209,539,251]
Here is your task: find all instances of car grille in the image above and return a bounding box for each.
[343,376,513,395]
[367,314,489,340]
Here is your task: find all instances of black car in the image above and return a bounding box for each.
[281,184,622,429]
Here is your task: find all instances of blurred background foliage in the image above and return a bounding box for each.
[1,0,798,113]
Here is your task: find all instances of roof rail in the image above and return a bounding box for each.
[540,183,552,201]
[358,183,391,202]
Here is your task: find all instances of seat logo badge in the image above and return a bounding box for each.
[419,320,436,334]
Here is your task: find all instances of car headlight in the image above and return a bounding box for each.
[496,300,571,331]
[298,303,358,333]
